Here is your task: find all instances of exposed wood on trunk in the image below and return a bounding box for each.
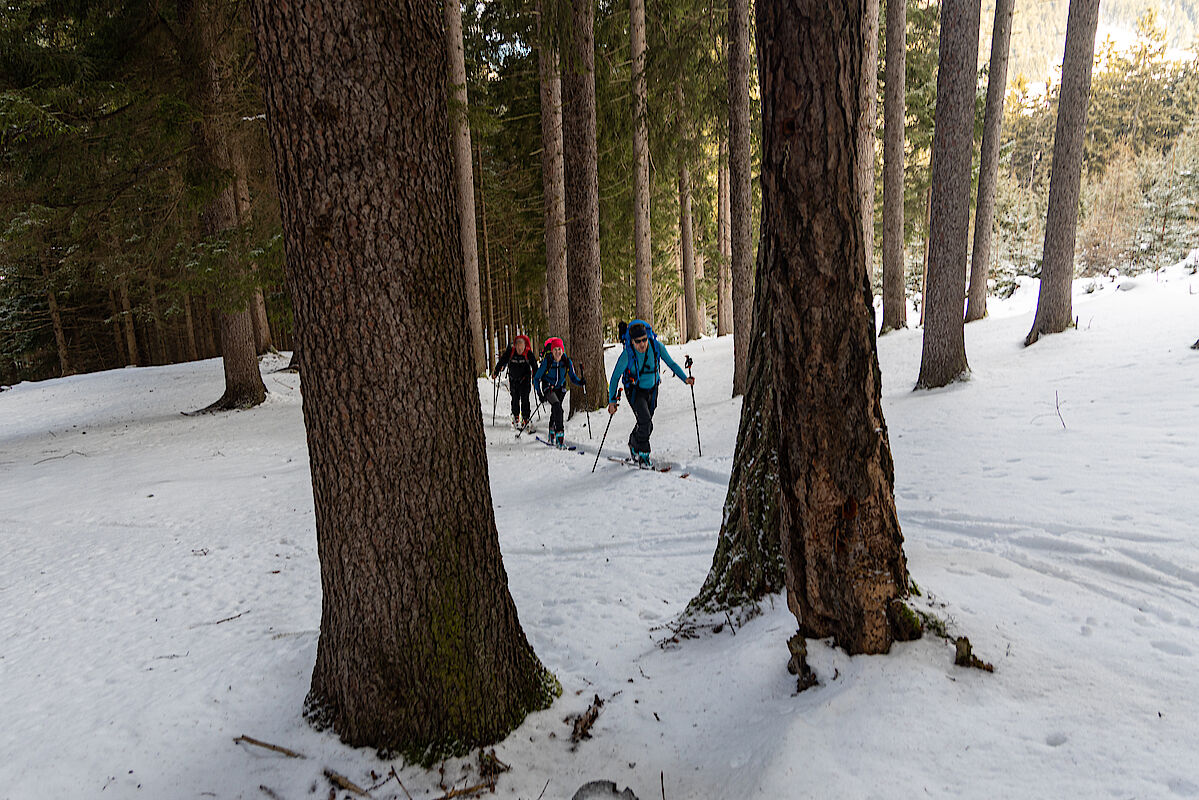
[445,0,486,375]
[916,0,980,389]
[247,0,557,759]
[1026,0,1100,346]
[880,0,907,333]
[966,0,1014,323]
[757,0,909,655]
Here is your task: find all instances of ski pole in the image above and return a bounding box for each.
[591,388,621,472]
[491,376,499,425]
[517,395,546,439]
[685,355,701,457]
[579,363,592,439]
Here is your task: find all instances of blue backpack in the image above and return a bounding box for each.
[618,319,661,395]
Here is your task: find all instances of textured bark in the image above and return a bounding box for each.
[717,139,733,336]
[247,0,556,760]
[916,0,979,389]
[880,0,907,334]
[729,0,753,395]
[250,288,272,353]
[538,3,569,344]
[966,0,1014,323]
[757,0,909,655]
[562,0,605,410]
[43,264,72,377]
[690,245,783,614]
[188,0,266,410]
[1026,0,1100,346]
[117,273,140,367]
[146,272,166,364]
[632,0,653,323]
[445,0,486,375]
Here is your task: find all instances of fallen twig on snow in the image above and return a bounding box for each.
[258,786,283,800]
[389,766,414,800]
[324,768,370,797]
[233,735,305,759]
[35,449,88,465]
[433,780,495,800]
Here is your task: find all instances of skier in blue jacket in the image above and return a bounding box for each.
[534,337,585,447]
[607,320,694,465]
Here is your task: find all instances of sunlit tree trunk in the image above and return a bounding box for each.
[880,0,907,334]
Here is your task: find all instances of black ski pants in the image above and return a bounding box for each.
[628,385,659,454]
[509,376,532,421]
[544,387,567,433]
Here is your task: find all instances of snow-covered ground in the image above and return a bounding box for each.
[2,265,1198,799]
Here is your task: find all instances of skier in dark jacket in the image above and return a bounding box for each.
[607,320,693,465]
[492,334,537,429]
[534,337,585,447]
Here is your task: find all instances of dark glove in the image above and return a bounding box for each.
[577,378,586,386]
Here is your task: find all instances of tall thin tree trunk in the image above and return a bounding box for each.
[632,0,653,323]
[248,0,557,757]
[679,147,700,343]
[43,264,72,377]
[445,0,486,375]
[729,0,753,395]
[717,138,733,336]
[916,0,980,389]
[860,0,879,280]
[881,0,907,333]
[232,151,274,354]
[183,292,199,361]
[118,273,140,367]
[757,0,910,655]
[1026,0,1100,346]
[108,289,127,366]
[562,0,605,409]
[146,271,166,365]
[187,0,266,410]
[538,1,569,343]
[966,0,1014,323]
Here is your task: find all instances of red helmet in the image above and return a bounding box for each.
[544,337,565,351]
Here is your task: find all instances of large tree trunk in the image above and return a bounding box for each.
[631,0,653,323]
[445,0,486,375]
[1025,0,1100,346]
[966,0,1014,323]
[562,0,605,409]
[880,0,907,334]
[916,0,980,389]
[729,0,753,395]
[232,152,274,354]
[757,0,910,655]
[538,1,569,345]
[188,0,266,410]
[247,0,556,758]
[690,244,783,614]
[43,264,72,377]
[717,138,733,336]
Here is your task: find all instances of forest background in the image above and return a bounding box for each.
[3,0,1199,386]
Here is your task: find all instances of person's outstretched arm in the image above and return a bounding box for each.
[656,341,690,382]
[608,350,629,402]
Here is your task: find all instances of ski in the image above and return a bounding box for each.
[606,456,672,473]
[535,435,583,453]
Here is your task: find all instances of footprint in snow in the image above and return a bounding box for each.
[1151,640,1192,657]
[1045,733,1068,747]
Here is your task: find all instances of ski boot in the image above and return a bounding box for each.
[629,444,651,468]
[554,430,565,449]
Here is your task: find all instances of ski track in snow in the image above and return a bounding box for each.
[2,267,1199,798]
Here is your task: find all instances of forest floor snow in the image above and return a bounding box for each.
[2,264,1198,799]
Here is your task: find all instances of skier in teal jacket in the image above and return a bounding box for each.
[606,320,693,464]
